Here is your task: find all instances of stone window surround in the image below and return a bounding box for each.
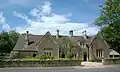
[44,49,53,56]
[96,49,103,58]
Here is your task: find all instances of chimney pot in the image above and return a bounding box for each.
[26,31,29,45]
[56,29,59,39]
[26,31,29,34]
[69,30,73,37]
[57,30,59,35]
[82,30,88,39]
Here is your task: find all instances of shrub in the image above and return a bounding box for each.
[66,52,74,59]
[10,51,19,59]
[24,56,33,59]
[36,55,55,59]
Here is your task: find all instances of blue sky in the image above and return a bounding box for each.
[0,0,106,35]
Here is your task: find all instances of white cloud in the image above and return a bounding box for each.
[14,1,99,36]
[0,12,10,31]
[41,1,52,16]
[14,11,32,24]
[29,1,52,20]
[0,12,5,24]
[41,14,70,23]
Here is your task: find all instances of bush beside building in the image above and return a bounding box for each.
[0,59,81,68]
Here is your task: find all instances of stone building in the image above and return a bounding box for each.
[11,30,110,61]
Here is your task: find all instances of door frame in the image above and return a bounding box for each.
[83,52,87,61]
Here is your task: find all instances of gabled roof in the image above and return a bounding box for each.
[89,33,110,49]
[24,35,43,50]
[109,49,120,55]
[36,31,59,46]
[13,34,43,51]
[13,35,25,50]
[13,31,109,51]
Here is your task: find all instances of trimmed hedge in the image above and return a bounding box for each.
[66,53,74,59]
[22,55,55,60]
[0,59,81,67]
[102,58,120,65]
[22,55,81,61]
[35,55,55,59]
[8,58,81,61]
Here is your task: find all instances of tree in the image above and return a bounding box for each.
[0,30,20,55]
[9,30,20,47]
[0,31,12,54]
[95,0,120,26]
[58,37,74,58]
[94,0,120,52]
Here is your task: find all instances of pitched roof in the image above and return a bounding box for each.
[24,35,43,50]
[36,31,59,47]
[13,34,43,50]
[89,34,110,49]
[69,36,85,46]
[13,31,107,51]
[109,49,120,55]
[13,35,25,50]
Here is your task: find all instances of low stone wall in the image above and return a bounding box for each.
[102,58,120,65]
[0,59,81,68]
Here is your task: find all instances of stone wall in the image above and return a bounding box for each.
[0,60,81,68]
[102,58,120,65]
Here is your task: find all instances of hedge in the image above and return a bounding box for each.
[102,57,120,65]
[0,59,81,67]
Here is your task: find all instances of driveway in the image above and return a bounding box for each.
[81,62,103,68]
[80,61,120,68]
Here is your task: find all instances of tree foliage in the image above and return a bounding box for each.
[94,0,120,52]
[0,30,20,55]
[95,0,120,26]
[58,38,73,58]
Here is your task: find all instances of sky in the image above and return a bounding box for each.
[0,0,106,36]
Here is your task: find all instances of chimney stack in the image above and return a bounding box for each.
[56,29,59,39]
[69,30,73,37]
[26,31,29,44]
[82,30,88,39]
